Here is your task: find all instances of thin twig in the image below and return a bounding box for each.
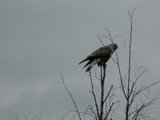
[115,50,127,99]
[104,29,127,99]
[104,100,120,120]
[132,81,160,102]
[103,85,113,104]
[84,105,98,120]
[129,68,146,99]
[132,99,154,120]
[97,34,105,47]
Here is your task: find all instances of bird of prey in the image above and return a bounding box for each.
[79,43,118,72]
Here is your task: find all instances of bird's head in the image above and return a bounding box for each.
[112,43,118,50]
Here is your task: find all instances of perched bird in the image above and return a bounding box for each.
[79,43,118,72]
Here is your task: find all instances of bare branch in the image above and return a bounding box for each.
[132,81,160,102]
[115,50,127,99]
[61,109,75,120]
[125,8,136,120]
[84,105,98,120]
[103,28,115,44]
[102,29,127,99]
[129,99,155,117]
[99,66,106,120]
[131,99,155,120]
[89,71,100,119]
[110,55,118,64]
[129,68,147,100]
[104,100,120,120]
[127,8,135,98]
[60,71,82,120]
[97,34,105,47]
[103,85,113,104]
[128,8,136,21]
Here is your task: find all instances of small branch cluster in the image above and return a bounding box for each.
[100,8,159,120]
[60,64,119,120]
[61,8,159,120]
[88,66,119,120]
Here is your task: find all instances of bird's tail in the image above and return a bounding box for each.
[79,59,87,65]
[85,59,100,72]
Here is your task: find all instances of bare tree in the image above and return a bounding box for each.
[61,8,159,120]
[61,64,118,120]
[102,8,159,120]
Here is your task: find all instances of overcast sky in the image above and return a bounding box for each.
[0,0,160,120]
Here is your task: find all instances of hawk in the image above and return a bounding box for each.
[79,43,118,72]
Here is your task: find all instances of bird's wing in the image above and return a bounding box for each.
[79,46,111,64]
[87,47,111,58]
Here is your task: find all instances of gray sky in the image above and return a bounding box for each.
[0,0,160,120]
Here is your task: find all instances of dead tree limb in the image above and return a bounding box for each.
[60,71,82,120]
[89,71,100,119]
